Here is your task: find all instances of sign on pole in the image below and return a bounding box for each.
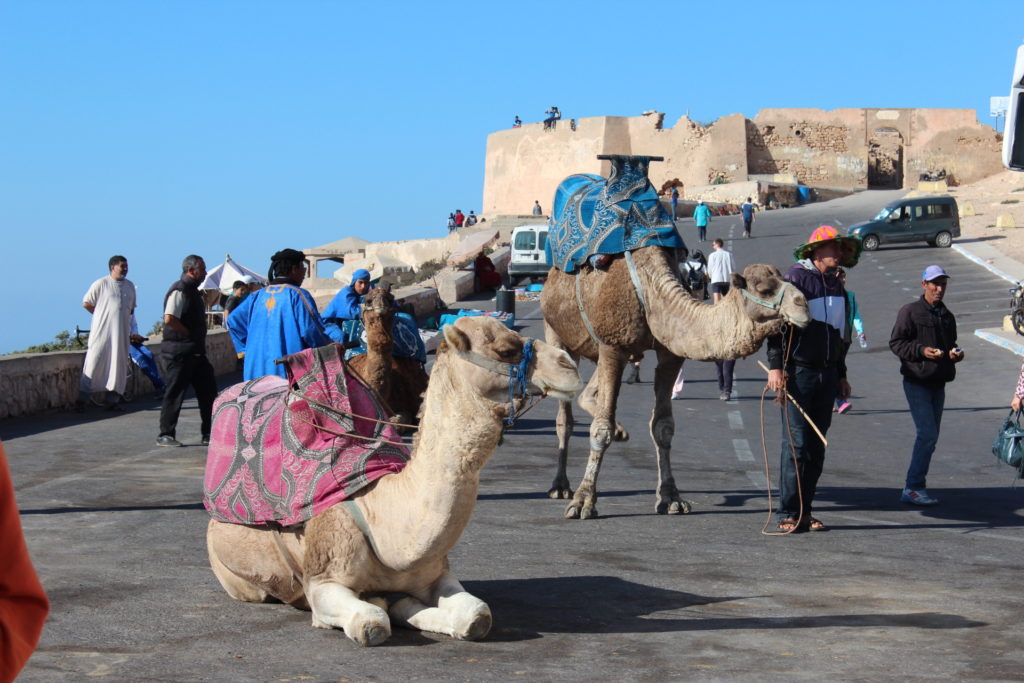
[991,96,1010,117]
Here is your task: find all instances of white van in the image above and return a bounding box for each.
[509,224,550,284]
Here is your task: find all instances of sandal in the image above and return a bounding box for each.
[807,518,828,532]
[777,517,802,532]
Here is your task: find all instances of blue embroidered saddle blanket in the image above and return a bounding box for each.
[545,155,686,274]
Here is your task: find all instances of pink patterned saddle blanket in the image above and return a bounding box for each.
[203,343,409,526]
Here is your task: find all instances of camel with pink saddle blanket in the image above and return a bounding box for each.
[204,316,582,646]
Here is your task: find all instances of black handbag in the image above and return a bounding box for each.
[992,409,1024,475]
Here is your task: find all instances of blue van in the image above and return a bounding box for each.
[849,196,959,251]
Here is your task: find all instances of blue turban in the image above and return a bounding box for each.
[351,268,371,283]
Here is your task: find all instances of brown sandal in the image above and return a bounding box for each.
[807,518,827,532]
[777,517,802,532]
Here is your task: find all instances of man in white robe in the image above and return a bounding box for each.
[80,255,136,409]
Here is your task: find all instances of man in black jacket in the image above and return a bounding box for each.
[157,255,218,448]
[889,265,965,506]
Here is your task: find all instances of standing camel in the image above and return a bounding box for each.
[540,155,809,519]
[347,285,429,428]
[206,316,582,646]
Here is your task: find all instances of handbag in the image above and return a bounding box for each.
[992,409,1024,474]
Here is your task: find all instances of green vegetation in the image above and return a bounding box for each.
[11,330,88,354]
[1001,199,1020,204]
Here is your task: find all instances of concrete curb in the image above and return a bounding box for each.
[952,244,1019,284]
[974,328,1024,356]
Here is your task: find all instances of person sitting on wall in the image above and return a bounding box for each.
[475,252,503,290]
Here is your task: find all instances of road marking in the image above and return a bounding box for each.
[728,410,744,430]
[826,512,1024,543]
[733,438,755,462]
[747,470,768,490]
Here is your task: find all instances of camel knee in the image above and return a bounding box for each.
[590,420,615,451]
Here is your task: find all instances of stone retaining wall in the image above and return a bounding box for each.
[0,329,239,419]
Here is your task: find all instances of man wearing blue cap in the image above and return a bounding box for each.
[227,248,330,380]
[889,265,965,506]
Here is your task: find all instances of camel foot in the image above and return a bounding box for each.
[547,486,573,499]
[453,604,493,641]
[655,498,692,515]
[613,424,629,442]
[565,501,598,519]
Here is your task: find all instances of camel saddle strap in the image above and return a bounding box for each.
[623,250,647,312]
[575,269,603,346]
[342,499,384,564]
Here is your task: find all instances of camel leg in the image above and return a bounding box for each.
[566,346,627,520]
[652,349,691,515]
[388,572,492,641]
[207,528,273,603]
[306,579,392,647]
[545,321,577,499]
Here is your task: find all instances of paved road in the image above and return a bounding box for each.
[7,193,1024,681]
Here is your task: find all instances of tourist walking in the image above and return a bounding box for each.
[157,254,218,447]
[693,200,711,242]
[79,255,136,410]
[707,239,737,400]
[889,265,964,506]
[740,197,756,238]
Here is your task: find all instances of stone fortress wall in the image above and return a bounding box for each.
[482,108,1003,215]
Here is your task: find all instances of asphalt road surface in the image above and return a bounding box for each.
[7,191,1024,681]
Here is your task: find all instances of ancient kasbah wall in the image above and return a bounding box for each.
[482,108,1002,214]
[907,109,1003,185]
[482,118,609,215]
[749,109,868,187]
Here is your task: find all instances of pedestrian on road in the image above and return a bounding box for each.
[79,255,136,410]
[707,238,737,400]
[670,186,679,222]
[740,197,756,238]
[157,254,218,447]
[693,200,711,242]
[766,225,862,532]
[889,265,964,506]
[532,200,543,216]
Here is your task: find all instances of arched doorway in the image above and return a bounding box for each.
[868,128,904,188]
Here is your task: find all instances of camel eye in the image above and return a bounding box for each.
[497,345,520,360]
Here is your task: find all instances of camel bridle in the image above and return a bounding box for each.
[740,280,791,312]
[450,339,537,426]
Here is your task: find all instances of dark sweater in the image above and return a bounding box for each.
[889,296,958,385]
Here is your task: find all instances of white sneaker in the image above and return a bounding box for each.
[671,392,683,400]
[901,488,939,506]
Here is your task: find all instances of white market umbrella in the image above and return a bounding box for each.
[201,254,268,294]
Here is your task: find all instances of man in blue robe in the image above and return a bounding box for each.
[228,248,329,380]
[322,268,372,344]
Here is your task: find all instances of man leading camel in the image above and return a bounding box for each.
[766,226,861,533]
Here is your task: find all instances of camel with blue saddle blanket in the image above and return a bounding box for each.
[540,154,811,519]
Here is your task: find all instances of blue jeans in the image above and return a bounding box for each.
[778,366,837,520]
[902,379,945,490]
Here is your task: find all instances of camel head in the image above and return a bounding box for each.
[731,264,810,331]
[441,317,583,405]
[361,285,397,338]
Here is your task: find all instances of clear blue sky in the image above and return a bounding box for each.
[1,0,1021,353]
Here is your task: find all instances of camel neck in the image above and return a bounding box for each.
[637,250,758,361]
[357,348,502,570]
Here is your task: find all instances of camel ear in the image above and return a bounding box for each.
[443,323,471,351]
[731,272,747,290]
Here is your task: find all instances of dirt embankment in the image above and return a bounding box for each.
[948,170,1024,261]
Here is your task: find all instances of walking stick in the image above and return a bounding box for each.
[757,361,829,448]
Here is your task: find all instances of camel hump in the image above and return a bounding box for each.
[547,155,684,274]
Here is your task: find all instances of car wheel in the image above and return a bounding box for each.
[934,231,952,248]
[1014,310,1024,337]
[862,234,879,251]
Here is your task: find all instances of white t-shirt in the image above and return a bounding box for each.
[707,249,736,284]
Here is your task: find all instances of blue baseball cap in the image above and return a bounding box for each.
[921,265,950,282]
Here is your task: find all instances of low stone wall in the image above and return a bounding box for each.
[436,247,510,306]
[0,329,239,419]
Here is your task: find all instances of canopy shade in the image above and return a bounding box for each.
[200,255,268,294]
[446,229,500,265]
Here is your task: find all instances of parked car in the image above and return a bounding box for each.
[508,224,549,284]
[849,196,960,251]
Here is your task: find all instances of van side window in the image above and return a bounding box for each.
[911,205,924,219]
[537,231,548,250]
[922,203,951,219]
[514,231,536,250]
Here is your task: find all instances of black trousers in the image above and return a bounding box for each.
[158,351,217,439]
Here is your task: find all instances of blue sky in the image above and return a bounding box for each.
[1,0,1021,353]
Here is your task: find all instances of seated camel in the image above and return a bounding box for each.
[347,285,429,428]
[205,316,582,646]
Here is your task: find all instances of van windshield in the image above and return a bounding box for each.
[873,206,895,221]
